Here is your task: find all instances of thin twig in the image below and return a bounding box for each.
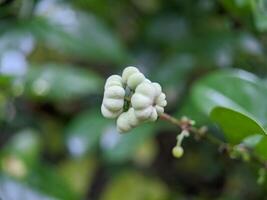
[159,112,267,170]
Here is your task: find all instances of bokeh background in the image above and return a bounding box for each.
[0,0,267,199]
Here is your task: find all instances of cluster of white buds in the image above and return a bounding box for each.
[101,66,167,133]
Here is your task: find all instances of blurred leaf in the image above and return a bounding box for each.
[27,164,78,200]
[0,175,56,200]
[2,129,41,165]
[24,64,103,102]
[176,97,209,125]
[191,69,267,127]
[0,92,7,121]
[58,158,96,197]
[133,139,157,167]
[0,75,13,87]
[254,136,267,160]
[102,124,155,162]
[220,0,251,16]
[28,14,128,63]
[153,53,195,86]
[210,106,266,144]
[251,0,267,31]
[101,171,169,200]
[66,109,110,157]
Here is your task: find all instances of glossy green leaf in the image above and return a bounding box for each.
[24,64,103,102]
[192,69,267,127]
[210,106,266,144]
[242,134,263,148]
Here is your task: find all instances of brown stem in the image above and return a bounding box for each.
[159,112,267,170]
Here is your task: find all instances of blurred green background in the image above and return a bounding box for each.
[1,0,267,199]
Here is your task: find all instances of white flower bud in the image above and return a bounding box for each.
[122,66,145,90]
[117,112,131,133]
[101,75,125,119]
[105,75,123,89]
[131,81,167,121]
[116,108,140,133]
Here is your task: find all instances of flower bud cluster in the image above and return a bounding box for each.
[101,66,167,133]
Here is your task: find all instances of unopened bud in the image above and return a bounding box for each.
[172,146,184,158]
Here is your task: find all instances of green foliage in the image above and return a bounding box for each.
[103,124,155,162]
[66,109,110,157]
[210,106,266,144]
[101,171,169,200]
[1,0,267,199]
[191,69,267,126]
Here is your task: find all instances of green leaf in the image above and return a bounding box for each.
[24,64,103,102]
[0,75,13,87]
[192,69,267,127]
[210,106,266,144]
[220,0,251,16]
[254,137,267,160]
[242,134,263,148]
[102,124,155,162]
[66,109,110,157]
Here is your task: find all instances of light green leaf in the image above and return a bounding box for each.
[192,69,267,127]
[210,106,266,144]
